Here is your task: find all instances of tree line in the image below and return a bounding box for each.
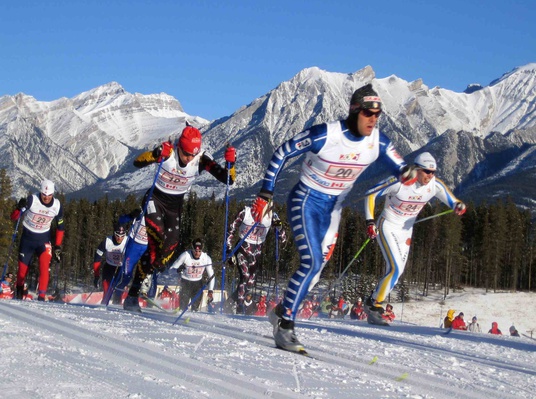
[0,170,534,303]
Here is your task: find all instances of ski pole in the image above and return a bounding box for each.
[2,211,24,280]
[309,238,370,319]
[104,158,164,306]
[357,175,398,202]
[414,209,453,224]
[172,273,217,325]
[220,144,232,312]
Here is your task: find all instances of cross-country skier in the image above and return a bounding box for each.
[169,238,214,312]
[112,209,148,304]
[93,222,128,304]
[363,152,466,325]
[123,125,236,312]
[10,179,64,301]
[226,206,286,313]
[252,83,416,353]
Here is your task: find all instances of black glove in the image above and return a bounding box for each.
[17,197,27,210]
[129,208,142,219]
[272,219,282,228]
[93,276,99,288]
[177,265,186,274]
[53,245,62,262]
[157,265,166,273]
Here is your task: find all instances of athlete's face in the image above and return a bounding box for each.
[417,168,435,185]
[193,247,202,259]
[178,146,196,165]
[40,193,53,204]
[357,108,382,136]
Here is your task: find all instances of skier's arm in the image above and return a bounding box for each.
[199,150,236,185]
[133,142,173,168]
[226,209,245,250]
[433,178,465,211]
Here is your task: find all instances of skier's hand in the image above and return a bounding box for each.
[454,202,466,216]
[272,219,282,228]
[17,197,27,210]
[399,165,418,186]
[53,245,62,262]
[93,276,99,289]
[251,193,273,223]
[153,142,173,162]
[129,208,142,219]
[366,220,378,240]
[224,146,236,164]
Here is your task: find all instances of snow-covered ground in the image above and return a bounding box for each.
[0,288,534,399]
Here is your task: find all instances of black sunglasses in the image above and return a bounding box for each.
[360,109,382,118]
[421,169,436,175]
[180,147,196,157]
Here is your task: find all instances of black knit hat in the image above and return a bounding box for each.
[192,238,203,250]
[350,83,382,113]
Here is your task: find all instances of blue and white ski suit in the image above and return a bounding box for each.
[260,120,406,321]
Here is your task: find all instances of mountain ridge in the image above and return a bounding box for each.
[1,64,535,213]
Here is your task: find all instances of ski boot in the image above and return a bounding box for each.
[273,319,307,354]
[123,295,141,312]
[269,303,284,327]
[364,296,389,326]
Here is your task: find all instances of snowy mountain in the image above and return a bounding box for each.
[1,65,535,211]
[0,288,535,398]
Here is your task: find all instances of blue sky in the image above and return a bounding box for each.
[1,1,534,121]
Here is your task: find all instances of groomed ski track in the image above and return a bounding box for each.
[1,300,534,398]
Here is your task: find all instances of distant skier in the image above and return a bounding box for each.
[253,83,416,353]
[123,125,236,312]
[363,152,466,325]
[169,238,214,312]
[226,206,286,314]
[93,222,127,304]
[10,179,64,301]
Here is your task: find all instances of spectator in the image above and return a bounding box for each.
[310,294,320,312]
[337,295,350,319]
[22,283,33,300]
[243,292,256,315]
[509,325,520,337]
[157,285,178,309]
[255,295,267,316]
[267,296,278,315]
[488,322,502,335]
[328,302,343,319]
[350,298,367,320]
[0,272,15,299]
[382,304,396,323]
[206,290,216,314]
[297,300,313,319]
[452,312,467,330]
[444,309,456,329]
[467,316,482,333]
[320,296,332,317]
